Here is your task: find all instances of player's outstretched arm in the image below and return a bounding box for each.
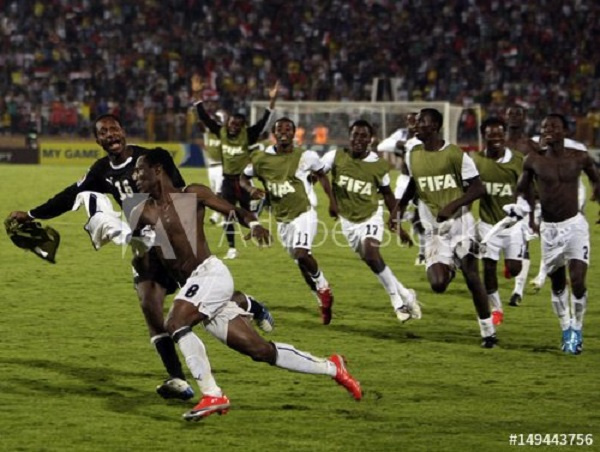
[187,184,271,245]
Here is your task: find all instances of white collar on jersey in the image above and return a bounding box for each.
[110,156,133,170]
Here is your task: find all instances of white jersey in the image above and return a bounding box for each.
[531,136,587,151]
[377,128,408,153]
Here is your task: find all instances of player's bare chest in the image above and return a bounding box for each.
[535,158,580,183]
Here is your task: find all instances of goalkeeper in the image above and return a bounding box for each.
[7,114,273,401]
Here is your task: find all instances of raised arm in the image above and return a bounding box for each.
[247,81,279,144]
[190,75,222,136]
[194,101,222,136]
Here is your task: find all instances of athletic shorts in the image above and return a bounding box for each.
[339,207,385,253]
[423,213,476,270]
[277,209,318,256]
[132,248,178,294]
[208,164,223,194]
[541,213,590,274]
[222,174,251,211]
[477,220,526,261]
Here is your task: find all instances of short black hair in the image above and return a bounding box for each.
[419,108,443,131]
[272,116,296,134]
[143,148,178,182]
[349,119,374,136]
[480,117,507,135]
[544,113,569,131]
[93,114,122,137]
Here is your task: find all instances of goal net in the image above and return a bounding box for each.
[250,101,481,151]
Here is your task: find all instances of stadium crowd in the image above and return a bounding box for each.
[1,0,600,145]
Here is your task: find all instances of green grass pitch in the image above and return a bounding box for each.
[1,165,598,451]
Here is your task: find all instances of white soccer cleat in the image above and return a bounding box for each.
[405,289,422,320]
[394,289,422,323]
[529,276,545,292]
[223,248,238,260]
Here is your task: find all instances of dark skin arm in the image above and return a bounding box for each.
[437,176,485,222]
[314,169,338,219]
[390,178,416,243]
[515,154,538,232]
[240,173,266,200]
[188,184,271,246]
[382,185,412,245]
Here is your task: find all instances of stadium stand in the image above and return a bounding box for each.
[0,1,599,151]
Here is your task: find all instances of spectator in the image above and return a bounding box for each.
[1,1,599,142]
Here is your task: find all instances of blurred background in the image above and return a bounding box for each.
[1,0,599,157]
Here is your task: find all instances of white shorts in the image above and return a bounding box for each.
[175,256,250,343]
[208,164,223,194]
[423,213,476,269]
[477,220,526,261]
[541,213,590,274]
[340,207,385,253]
[175,256,236,320]
[278,209,318,256]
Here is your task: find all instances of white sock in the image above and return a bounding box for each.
[311,270,329,291]
[478,317,495,337]
[274,342,336,376]
[488,291,502,311]
[376,266,411,299]
[513,259,530,296]
[419,234,426,256]
[175,328,222,397]
[571,291,587,331]
[551,289,571,331]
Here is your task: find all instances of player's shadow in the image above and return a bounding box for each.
[0,357,186,421]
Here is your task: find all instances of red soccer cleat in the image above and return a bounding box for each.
[492,309,504,326]
[329,354,362,401]
[317,288,334,325]
[182,395,231,421]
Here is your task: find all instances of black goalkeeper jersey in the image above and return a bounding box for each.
[30,145,186,219]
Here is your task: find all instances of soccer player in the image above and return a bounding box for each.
[378,112,426,266]
[528,132,589,292]
[130,148,362,420]
[8,114,274,400]
[471,117,525,326]
[321,119,421,323]
[395,108,497,347]
[377,112,421,159]
[197,106,227,226]
[504,105,540,306]
[515,113,599,354]
[192,76,279,260]
[240,117,335,324]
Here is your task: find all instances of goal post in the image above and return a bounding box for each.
[250,101,481,150]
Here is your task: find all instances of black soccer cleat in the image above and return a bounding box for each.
[509,293,522,307]
[481,334,498,349]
